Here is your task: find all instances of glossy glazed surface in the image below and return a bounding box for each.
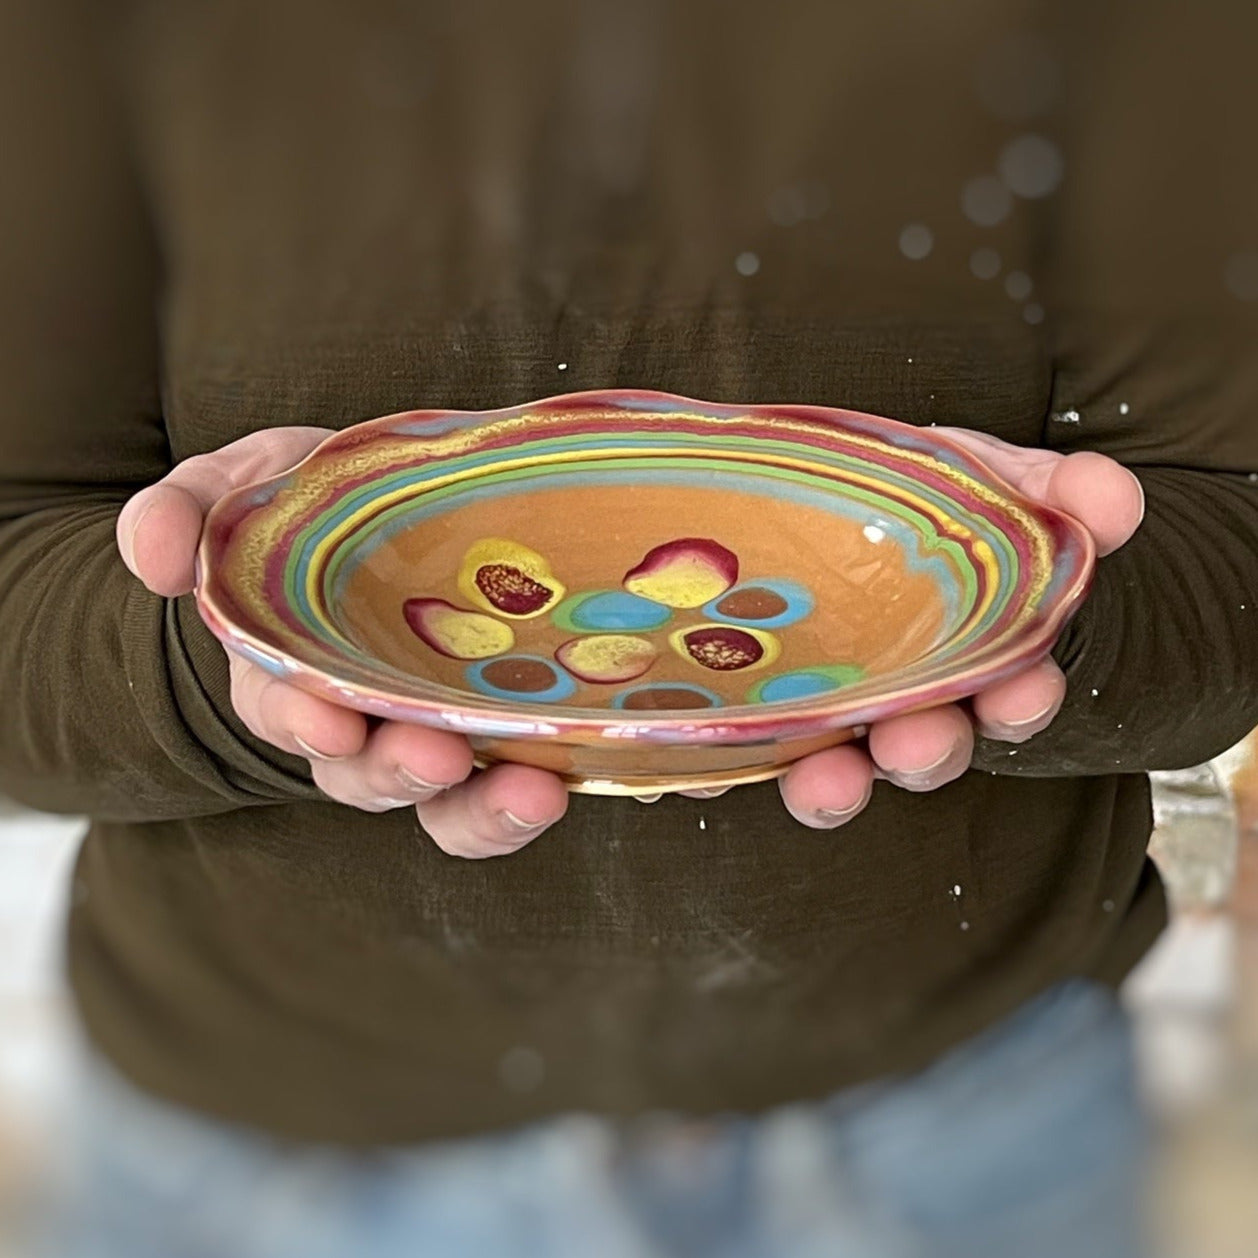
[339,483,947,710]
[197,390,1095,790]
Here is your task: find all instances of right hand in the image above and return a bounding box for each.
[116,427,570,857]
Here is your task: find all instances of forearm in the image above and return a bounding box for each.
[973,467,1258,777]
[0,503,320,820]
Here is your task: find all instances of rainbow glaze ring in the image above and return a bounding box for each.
[197,389,1096,795]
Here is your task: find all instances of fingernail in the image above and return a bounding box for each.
[633,793,664,804]
[397,767,445,798]
[294,736,348,763]
[813,794,870,829]
[689,787,730,799]
[501,810,546,834]
[985,704,1056,743]
[370,797,417,812]
[889,748,955,790]
[118,500,155,575]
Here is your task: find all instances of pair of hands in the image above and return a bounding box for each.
[117,424,1145,858]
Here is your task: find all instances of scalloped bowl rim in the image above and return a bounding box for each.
[196,389,1097,745]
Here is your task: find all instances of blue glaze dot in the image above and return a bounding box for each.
[552,589,672,633]
[749,663,866,705]
[465,655,577,705]
[612,682,724,711]
[755,672,835,703]
[702,578,815,629]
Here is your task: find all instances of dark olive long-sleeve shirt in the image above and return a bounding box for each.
[1,0,1257,1144]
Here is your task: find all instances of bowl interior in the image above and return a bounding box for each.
[330,473,964,714]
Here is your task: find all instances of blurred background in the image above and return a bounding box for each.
[3,736,1256,1256]
[2,2,1257,1254]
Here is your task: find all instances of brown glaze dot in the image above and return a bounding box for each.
[682,626,764,671]
[480,657,559,693]
[714,586,789,620]
[475,564,554,615]
[620,686,716,711]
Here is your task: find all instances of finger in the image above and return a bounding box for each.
[229,654,369,761]
[779,745,876,829]
[1049,451,1145,555]
[972,657,1067,743]
[117,426,333,596]
[116,483,210,598]
[936,429,1145,556]
[868,705,974,792]
[417,763,570,859]
[311,721,475,811]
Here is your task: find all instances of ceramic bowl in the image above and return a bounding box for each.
[197,390,1095,795]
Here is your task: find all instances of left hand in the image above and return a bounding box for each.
[773,428,1146,829]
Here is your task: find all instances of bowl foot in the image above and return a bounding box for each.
[472,758,792,797]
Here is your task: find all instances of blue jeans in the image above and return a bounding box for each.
[45,981,1147,1258]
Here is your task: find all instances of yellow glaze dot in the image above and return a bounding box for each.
[556,634,657,683]
[622,539,739,609]
[457,537,566,619]
[427,607,515,659]
[623,563,726,607]
[404,597,516,660]
[668,623,780,673]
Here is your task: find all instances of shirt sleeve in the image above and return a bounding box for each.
[0,1,321,819]
[972,0,1258,777]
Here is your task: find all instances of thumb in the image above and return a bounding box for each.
[935,429,1145,557]
[117,426,333,597]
